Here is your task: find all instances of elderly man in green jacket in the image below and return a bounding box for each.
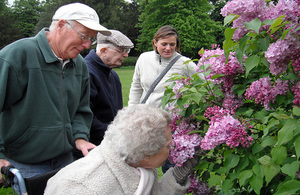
[0,2,111,185]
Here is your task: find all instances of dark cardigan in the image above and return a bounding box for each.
[85,49,123,145]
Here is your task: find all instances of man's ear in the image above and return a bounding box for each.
[57,19,67,31]
[100,47,107,53]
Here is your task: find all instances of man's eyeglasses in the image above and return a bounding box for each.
[66,21,96,43]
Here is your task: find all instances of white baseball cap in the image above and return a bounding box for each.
[52,3,111,36]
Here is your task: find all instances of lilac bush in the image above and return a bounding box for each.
[162,0,300,194]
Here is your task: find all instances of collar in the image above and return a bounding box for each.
[87,49,111,70]
[36,28,60,64]
[36,28,75,68]
[154,51,180,65]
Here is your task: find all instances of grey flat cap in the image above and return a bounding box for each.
[97,30,134,49]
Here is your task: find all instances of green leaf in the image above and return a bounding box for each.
[258,155,271,165]
[274,180,300,195]
[245,18,262,34]
[239,170,253,186]
[224,154,240,172]
[263,119,280,138]
[224,14,239,26]
[281,28,291,40]
[225,27,236,40]
[281,161,300,178]
[161,93,173,108]
[244,108,253,117]
[236,157,249,172]
[208,174,222,187]
[269,15,285,34]
[236,36,249,64]
[222,179,233,193]
[269,113,291,120]
[211,74,226,79]
[277,119,297,146]
[190,93,202,104]
[216,166,227,174]
[264,164,280,185]
[195,115,209,122]
[250,175,263,194]
[182,95,191,105]
[263,19,275,25]
[271,146,287,164]
[293,106,300,116]
[257,37,269,51]
[245,55,259,77]
[252,163,264,179]
[196,161,209,170]
[261,136,277,148]
[198,48,205,55]
[252,143,264,155]
[295,136,300,159]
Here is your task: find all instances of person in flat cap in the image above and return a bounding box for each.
[80,30,134,152]
[0,2,110,191]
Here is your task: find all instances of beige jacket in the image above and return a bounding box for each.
[44,138,190,195]
[128,51,197,109]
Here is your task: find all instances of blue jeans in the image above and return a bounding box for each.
[5,152,73,194]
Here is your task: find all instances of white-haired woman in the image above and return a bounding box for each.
[45,104,199,195]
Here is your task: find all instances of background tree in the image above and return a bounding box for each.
[11,0,44,37]
[34,0,140,56]
[210,0,229,47]
[136,0,224,59]
[0,0,23,49]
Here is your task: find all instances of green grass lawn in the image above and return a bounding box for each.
[0,66,164,194]
[114,65,135,106]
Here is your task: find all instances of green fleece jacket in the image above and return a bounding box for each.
[0,28,92,163]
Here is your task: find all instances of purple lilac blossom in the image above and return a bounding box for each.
[187,174,211,195]
[221,0,300,40]
[201,106,253,150]
[172,78,192,98]
[268,0,300,24]
[265,34,300,75]
[292,57,300,78]
[245,77,288,110]
[169,133,201,166]
[168,111,202,166]
[292,81,300,107]
[197,48,244,87]
[221,0,272,40]
[197,48,244,111]
[222,90,244,112]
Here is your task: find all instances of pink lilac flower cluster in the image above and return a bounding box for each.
[220,0,272,40]
[223,89,244,113]
[221,0,300,40]
[168,111,202,166]
[197,48,244,86]
[265,34,300,75]
[172,77,192,98]
[292,81,300,107]
[267,0,300,24]
[201,106,253,150]
[245,77,289,110]
[296,0,300,23]
[292,57,300,78]
[196,48,244,111]
[186,174,211,195]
